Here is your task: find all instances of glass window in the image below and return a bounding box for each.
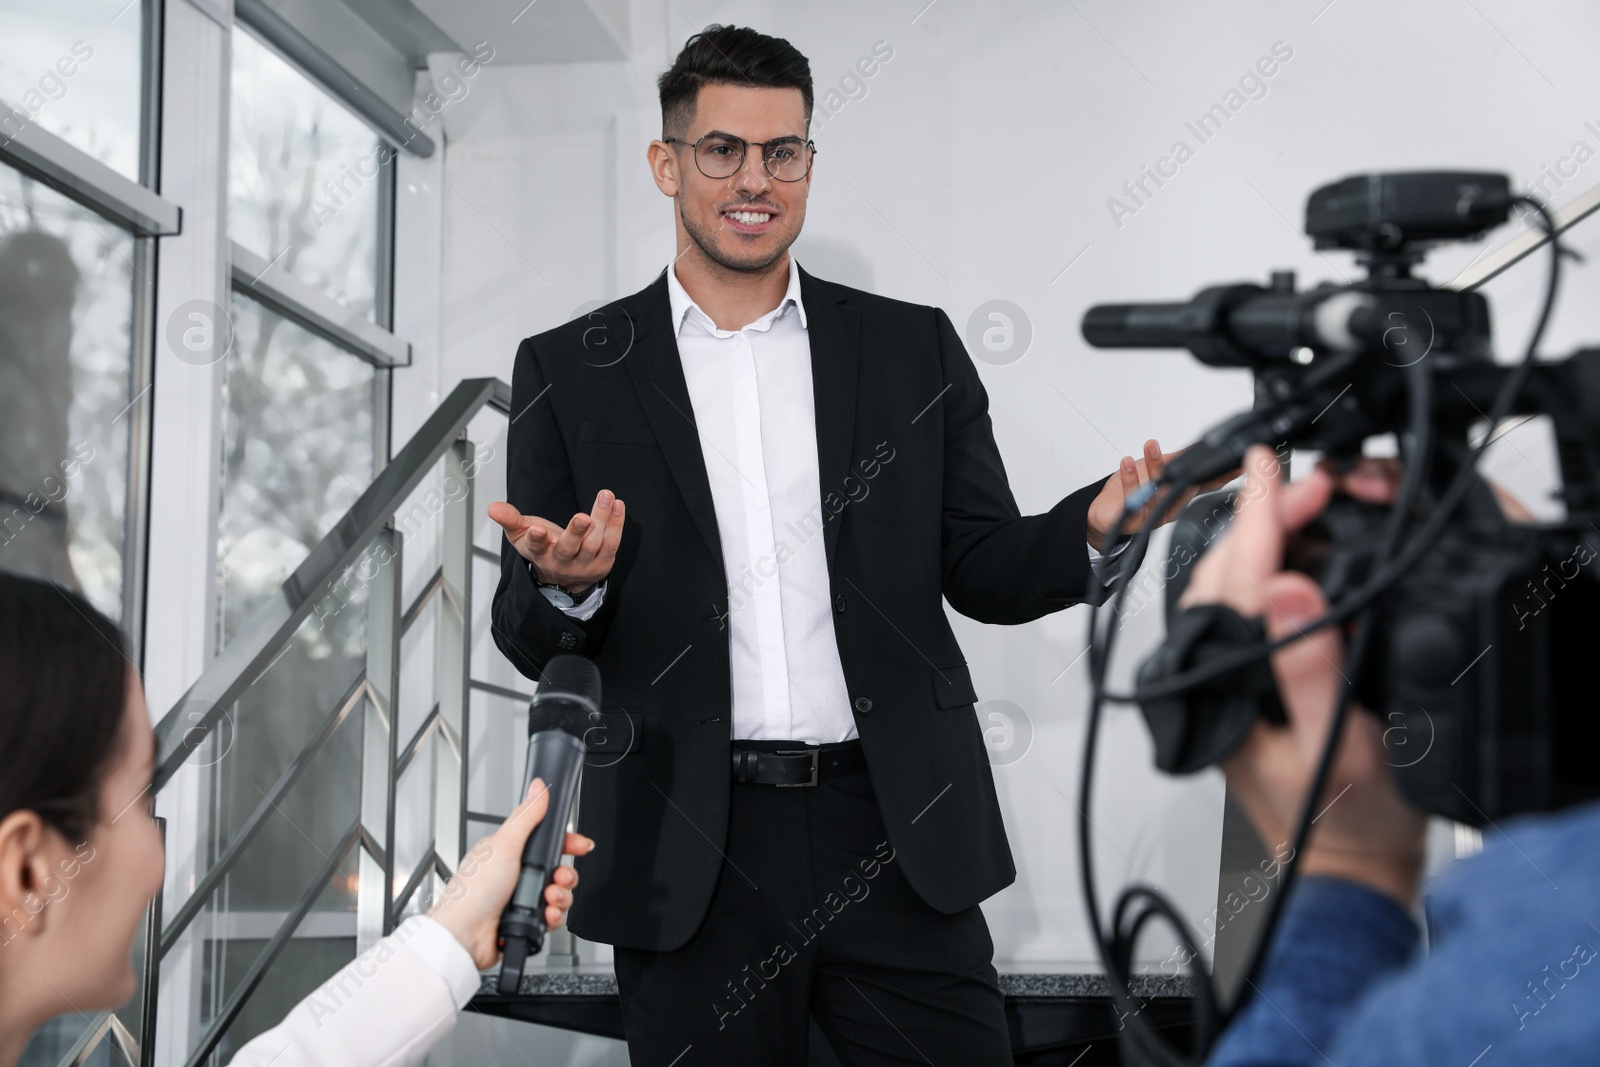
[229,27,388,320]
[214,288,375,889]
[207,294,377,1030]
[0,0,145,181]
[218,291,376,635]
[0,161,135,624]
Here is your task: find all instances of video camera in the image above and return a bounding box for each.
[1071,171,1600,1066]
[1082,171,1600,827]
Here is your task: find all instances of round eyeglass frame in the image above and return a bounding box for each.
[663,133,817,182]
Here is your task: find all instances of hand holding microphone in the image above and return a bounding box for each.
[494,654,601,993]
[426,776,595,971]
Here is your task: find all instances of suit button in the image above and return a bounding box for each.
[558,632,577,650]
[854,696,873,714]
[834,593,846,613]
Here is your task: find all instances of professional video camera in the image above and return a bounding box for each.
[1085,170,1600,825]
[1072,171,1600,1066]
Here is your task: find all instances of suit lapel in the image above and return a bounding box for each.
[620,272,727,576]
[798,267,861,571]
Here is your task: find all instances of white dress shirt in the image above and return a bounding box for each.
[539,259,1125,743]
[667,258,857,743]
[539,258,852,742]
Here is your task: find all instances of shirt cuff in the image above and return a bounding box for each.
[395,915,482,1011]
[1087,538,1131,582]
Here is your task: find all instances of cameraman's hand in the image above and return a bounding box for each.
[427,777,596,970]
[488,489,624,597]
[1179,446,1427,907]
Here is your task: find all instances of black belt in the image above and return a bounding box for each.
[731,740,866,786]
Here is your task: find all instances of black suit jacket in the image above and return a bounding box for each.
[492,266,1104,952]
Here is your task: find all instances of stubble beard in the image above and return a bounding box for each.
[678,194,795,276]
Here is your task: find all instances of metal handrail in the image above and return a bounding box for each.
[151,376,510,790]
[157,676,370,958]
[182,822,364,1067]
[124,376,512,1067]
[56,1011,140,1067]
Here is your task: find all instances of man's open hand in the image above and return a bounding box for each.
[1085,439,1234,552]
[488,489,624,596]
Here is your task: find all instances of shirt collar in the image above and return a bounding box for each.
[666,255,807,338]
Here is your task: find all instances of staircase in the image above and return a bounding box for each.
[48,376,577,1066]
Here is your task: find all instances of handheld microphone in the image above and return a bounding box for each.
[494,654,600,995]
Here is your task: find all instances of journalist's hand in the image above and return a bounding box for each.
[1178,446,1427,908]
[427,776,597,970]
[488,489,624,597]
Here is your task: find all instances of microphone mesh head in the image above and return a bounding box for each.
[535,654,601,709]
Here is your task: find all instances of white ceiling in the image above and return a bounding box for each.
[408,0,630,63]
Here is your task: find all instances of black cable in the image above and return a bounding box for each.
[1079,480,1203,1067]
[1075,197,1560,1065]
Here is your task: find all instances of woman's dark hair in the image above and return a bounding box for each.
[658,25,813,140]
[0,572,130,843]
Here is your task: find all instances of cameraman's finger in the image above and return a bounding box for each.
[1236,449,1334,563]
[1279,466,1335,533]
[561,831,595,857]
[1327,456,1402,506]
[1223,446,1295,577]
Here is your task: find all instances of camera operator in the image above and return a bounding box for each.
[1188,445,1599,1065]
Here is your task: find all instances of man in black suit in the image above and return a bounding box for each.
[489,25,1198,1066]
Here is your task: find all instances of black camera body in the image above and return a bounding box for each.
[1153,488,1600,825]
[1085,172,1600,826]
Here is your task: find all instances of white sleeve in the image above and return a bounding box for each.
[534,567,607,622]
[225,917,481,1067]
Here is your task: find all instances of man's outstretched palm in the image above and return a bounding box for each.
[488,488,625,596]
[1085,438,1233,552]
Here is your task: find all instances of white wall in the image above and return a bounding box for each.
[416,0,1600,1046]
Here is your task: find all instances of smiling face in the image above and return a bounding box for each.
[651,82,812,275]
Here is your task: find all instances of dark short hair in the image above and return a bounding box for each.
[0,573,130,843]
[658,25,813,140]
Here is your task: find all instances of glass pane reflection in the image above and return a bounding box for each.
[0,161,134,623]
[229,26,386,319]
[0,0,145,181]
[218,291,375,637]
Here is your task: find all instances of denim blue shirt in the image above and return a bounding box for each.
[1209,801,1600,1065]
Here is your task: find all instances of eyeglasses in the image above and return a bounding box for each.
[663,133,816,182]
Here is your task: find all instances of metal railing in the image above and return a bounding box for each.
[64,377,538,1067]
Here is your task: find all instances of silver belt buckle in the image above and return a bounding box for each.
[774,748,819,787]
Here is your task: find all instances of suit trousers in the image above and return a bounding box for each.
[613,742,1014,1066]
